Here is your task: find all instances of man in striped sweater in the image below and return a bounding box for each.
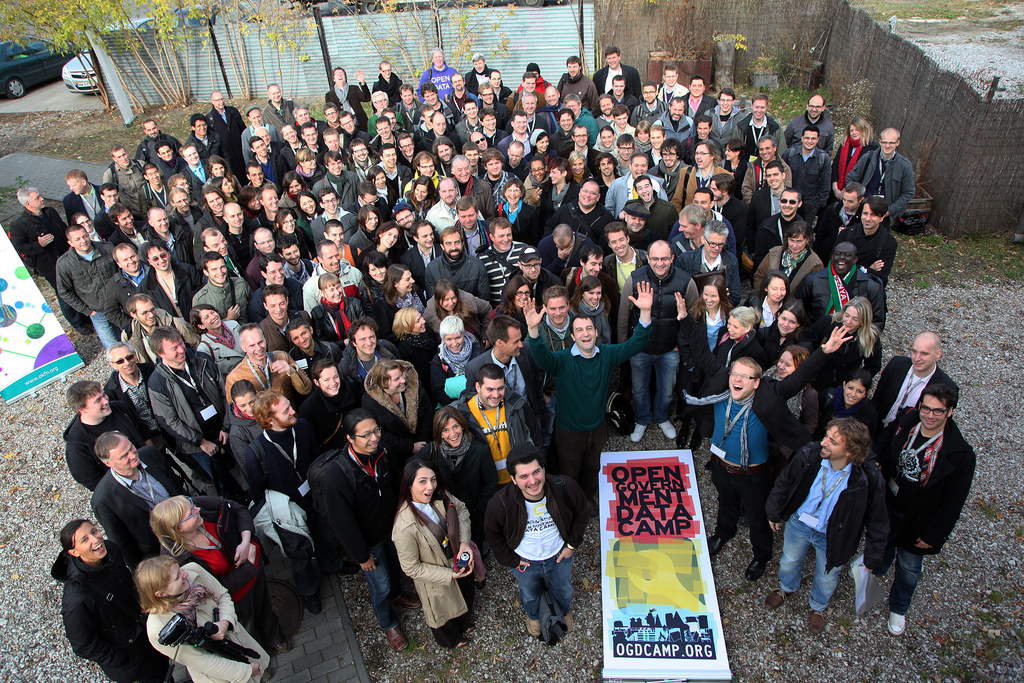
[477,217,528,307]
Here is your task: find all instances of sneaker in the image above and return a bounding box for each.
[630,424,647,443]
[809,610,826,634]
[887,611,906,635]
[564,612,574,632]
[658,421,677,440]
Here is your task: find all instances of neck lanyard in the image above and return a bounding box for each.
[811,467,849,514]
[720,398,752,443]
[172,364,201,394]
[130,467,157,505]
[475,395,508,455]
[196,526,223,550]
[247,357,271,389]
[901,423,942,460]
[348,446,377,480]
[263,428,297,466]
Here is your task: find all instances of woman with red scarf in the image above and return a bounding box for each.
[312,272,362,343]
[831,117,877,200]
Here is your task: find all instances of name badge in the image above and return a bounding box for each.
[298,480,310,496]
[798,512,820,528]
[709,444,727,458]
[199,405,218,421]
[296,358,308,369]
[887,478,899,496]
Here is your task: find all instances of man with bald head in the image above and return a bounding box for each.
[872,332,958,431]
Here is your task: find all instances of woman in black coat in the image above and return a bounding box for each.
[800,297,882,391]
[310,272,363,343]
[537,157,580,227]
[413,406,499,549]
[758,299,811,365]
[393,306,438,390]
[299,360,360,451]
[373,263,425,343]
[51,520,170,683]
[497,178,541,246]
[814,369,879,440]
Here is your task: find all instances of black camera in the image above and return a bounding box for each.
[455,551,471,570]
[157,613,260,663]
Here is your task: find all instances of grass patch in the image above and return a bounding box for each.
[852,0,1004,21]
[892,230,1024,288]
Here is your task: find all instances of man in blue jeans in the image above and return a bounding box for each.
[873,384,975,636]
[615,239,697,443]
[323,409,421,651]
[764,418,888,634]
[485,444,589,638]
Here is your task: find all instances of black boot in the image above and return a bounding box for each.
[674,416,691,448]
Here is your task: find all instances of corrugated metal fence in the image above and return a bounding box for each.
[99,3,595,105]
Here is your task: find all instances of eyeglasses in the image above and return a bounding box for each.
[112,353,137,365]
[181,498,197,524]
[919,404,948,416]
[514,290,531,299]
[648,256,673,263]
[780,198,799,205]
[355,426,382,439]
[729,372,756,381]
[705,240,726,249]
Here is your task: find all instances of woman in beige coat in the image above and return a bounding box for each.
[754,220,823,294]
[392,458,476,648]
[136,557,271,683]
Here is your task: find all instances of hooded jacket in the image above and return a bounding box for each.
[361,360,433,465]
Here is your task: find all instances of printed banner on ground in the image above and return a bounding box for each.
[0,224,84,402]
[600,450,731,681]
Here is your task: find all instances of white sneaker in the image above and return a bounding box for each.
[630,424,647,443]
[887,611,906,635]
[658,421,677,439]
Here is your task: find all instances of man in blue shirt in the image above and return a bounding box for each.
[764,418,888,634]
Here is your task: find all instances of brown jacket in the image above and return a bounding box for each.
[224,351,312,404]
[672,164,728,211]
[741,158,793,203]
[753,245,823,294]
[392,496,472,628]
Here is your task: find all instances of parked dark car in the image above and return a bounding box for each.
[0,39,71,98]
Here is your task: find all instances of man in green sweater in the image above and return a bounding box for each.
[526,281,653,509]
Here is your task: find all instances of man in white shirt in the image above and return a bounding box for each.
[872,332,957,430]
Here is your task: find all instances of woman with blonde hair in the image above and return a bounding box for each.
[832,116,877,198]
[800,296,881,390]
[136,556,270,683]
[150,496,288,654]
[393,306,437,387]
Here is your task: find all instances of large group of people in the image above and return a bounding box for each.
[29,45,976,682]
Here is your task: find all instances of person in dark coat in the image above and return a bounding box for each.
[764,418,888,633]
[298,361,359,451]
[414,406,499,548]
[799,296,882,391]
[871,331,957,433]
[139,241,203,320]
[873,384,976,636]
[325,67,372,131]
[361,359,433,473]
[796,241,886,330]
[207,92,248,179]
[90,436,184,569]
[51,521,170,683]
[813,369,879,441]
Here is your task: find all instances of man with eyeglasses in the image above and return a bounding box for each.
[64,380,152,491]
[844,127,915,222]
[140,242,202,321]
[873,384,975,636]
[785,94,835,153]
[678,319,852,581]
[675,219,742,307]
[753,188,804,268]
[558,123,599,176]
[708,88,744,146]
[517,246,561,304]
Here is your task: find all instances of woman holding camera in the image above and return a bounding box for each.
[136,555,270,683]
[149,496,289,654]
[392,459,476,649]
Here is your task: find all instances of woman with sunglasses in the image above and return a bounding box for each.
[149,496,290,655]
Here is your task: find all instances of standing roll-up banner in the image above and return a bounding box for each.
[0,224,84,402]
[600,450,731,681]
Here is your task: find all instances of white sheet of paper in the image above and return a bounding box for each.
[296,358,308,369]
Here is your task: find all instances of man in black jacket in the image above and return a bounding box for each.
[51,522,170,682]
[873,384,975,636]
[592,46,643,99]
[207,91,247,178]
[103,243,148,333]
[484,444,589,637]
[64,380,151,491]
[835,195,899,286]
[764,418,888,634]
[797,241,887,330]
[872,331,957,432]
[140,241,203,320]
[323,409,419,651]
[103,343,162,445]
[400,220,442,291]
[545,180,613,246]
[90,433,183,568]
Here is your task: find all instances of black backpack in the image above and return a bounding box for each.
[606,391,635,436]
[248,440,349,520]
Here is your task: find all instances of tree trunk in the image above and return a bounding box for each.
[714,40,735,90]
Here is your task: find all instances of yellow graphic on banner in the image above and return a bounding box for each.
[607,537,708,612]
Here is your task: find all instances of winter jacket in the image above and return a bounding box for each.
[799,317,882,390]
[424,251,491,302]
[618,265,696,354]
[139,262,203,321]
[191,276,252,324]
[226,405,262,471]
[323,445,397,564]
[361,360,433,466]
[784,110,836,153]
[485,474,589,568]
[796,266,887,331]
[51,541,167,683]
[148,348,225,452]
[754,245,823,294]
[122,310,201,365]
[56,242,118,316]
[195,320,245,377]
[844,150,915,219]
[874,412,976,554]
[675,246,743,307]
[338,339,398,387]
[766,442,889,571]
[64,401,149,491]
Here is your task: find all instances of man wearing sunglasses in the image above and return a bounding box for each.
[104,342,161,441]
[873,384,975,636]
[752,188,803,268]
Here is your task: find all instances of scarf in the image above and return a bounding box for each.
[501,200,522,224]
[902,422,943,486]
[403,330,434,350]
[439,436,472,468]
[827,261,855,315]
[321,297,351,340]
[207,322,235,349]
[837,136,863,189]
[296,163,316,181]
[396,291,424,312]
[780,248,808,278]
[832,387,865,418]
[682,391,755,469]
[438,335,474,375]
[170,581,215,627]
[635,137,652,154]
[577,299,610,345]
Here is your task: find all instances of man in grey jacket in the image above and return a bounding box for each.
[844,128,915,221]
[56,222,120,348]
[192,251,252,324]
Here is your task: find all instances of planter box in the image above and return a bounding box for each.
[751,72,780,90]
[906,189,933,214]
[786,62,824,90]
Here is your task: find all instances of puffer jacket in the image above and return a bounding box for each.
[618,264,694,354]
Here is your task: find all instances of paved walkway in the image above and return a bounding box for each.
[0,152,108,203]
[0,149,373,683]
[0,80,105,114]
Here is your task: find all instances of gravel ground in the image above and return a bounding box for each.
[1,276,1022,682]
